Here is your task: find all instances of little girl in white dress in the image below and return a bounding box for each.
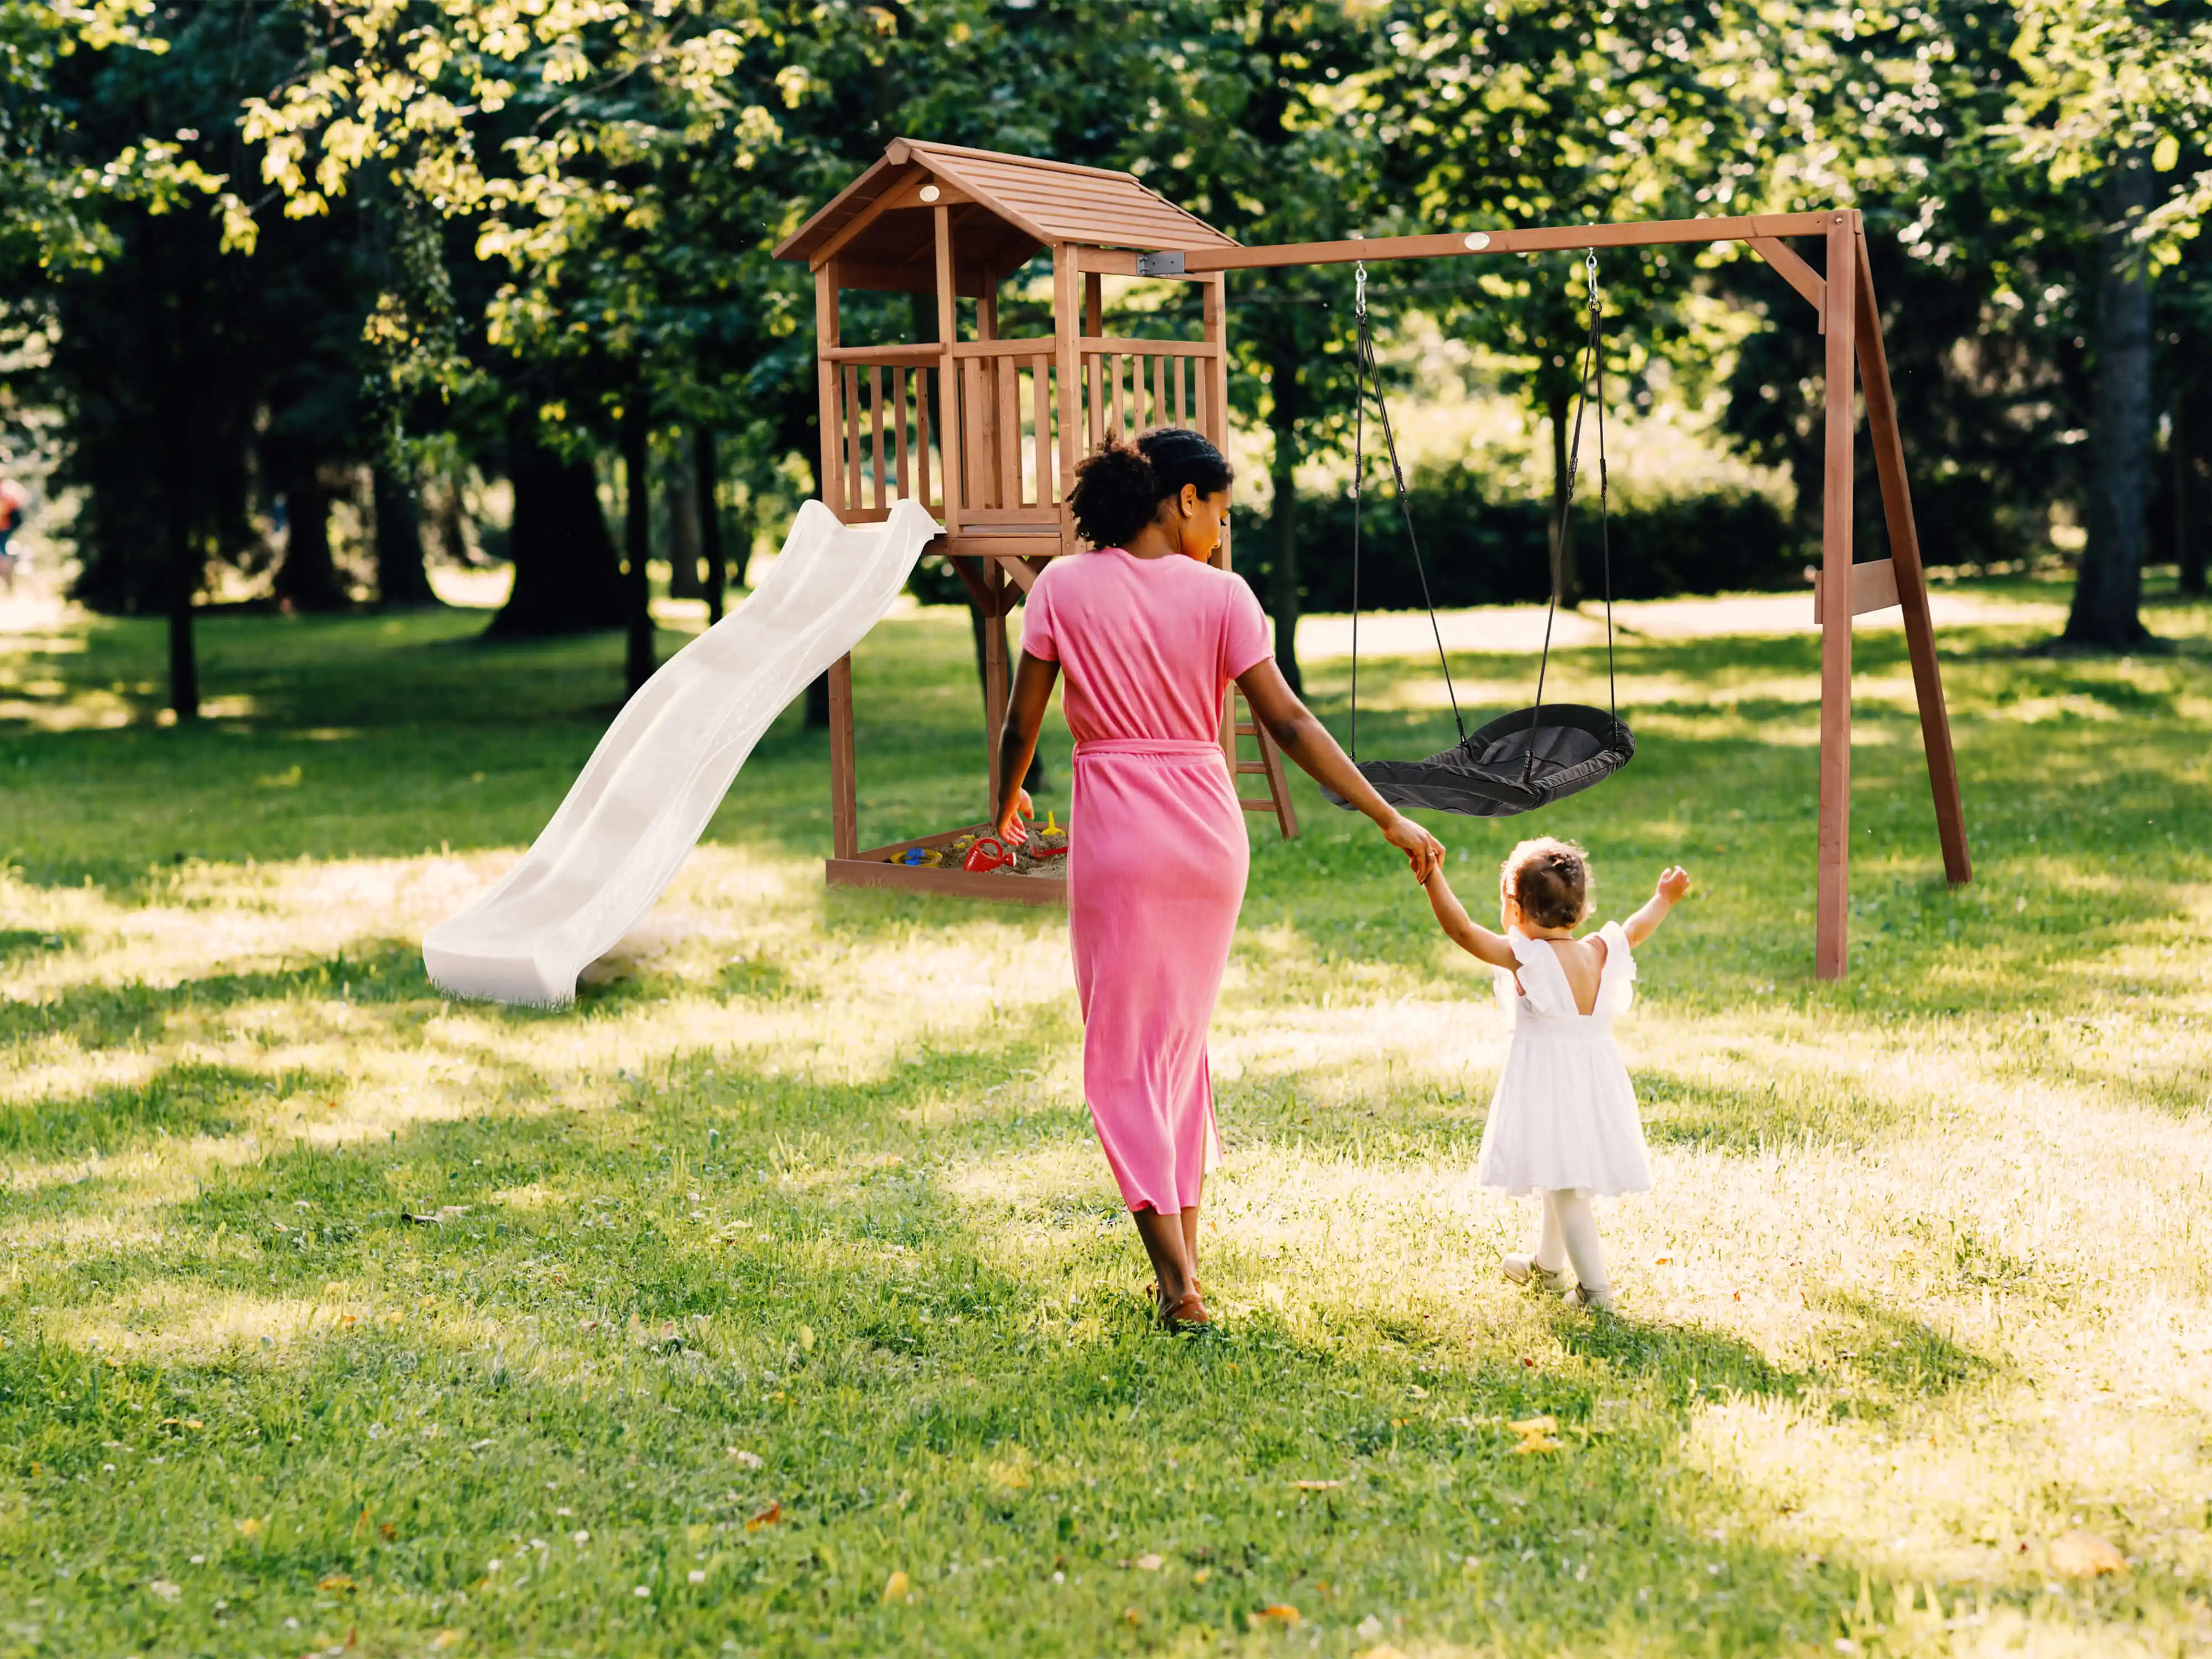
[1421,837,1691,1311]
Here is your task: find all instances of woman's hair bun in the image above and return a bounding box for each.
[1067,427,1233,549]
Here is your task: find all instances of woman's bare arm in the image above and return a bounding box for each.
[993,649,1060,843]
[1235,657,1443,881]
[1422,866,1519,968]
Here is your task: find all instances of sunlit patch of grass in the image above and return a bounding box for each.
[0,585,2208,1654]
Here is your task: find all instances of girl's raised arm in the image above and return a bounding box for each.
[1624,865,1692,947]
[1422,866,1518,968]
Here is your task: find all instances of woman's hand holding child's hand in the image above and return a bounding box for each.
[1382,813,1446,883]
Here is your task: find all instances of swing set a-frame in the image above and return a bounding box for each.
[774,139,1970,980]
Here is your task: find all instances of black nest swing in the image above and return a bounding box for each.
[1322,252,1634,820]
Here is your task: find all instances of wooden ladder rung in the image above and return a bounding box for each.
[1239,798,1279,811]
[1234,722,1258,737]
[1234,761,1269,774]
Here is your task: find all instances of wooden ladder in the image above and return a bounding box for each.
[1223,686,1298,839]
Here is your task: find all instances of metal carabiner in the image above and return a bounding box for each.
[1354,259,1368,320]
[1584,248,1599,303]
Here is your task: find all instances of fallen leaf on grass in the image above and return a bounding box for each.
[430,1633,462,1651]
[236,1517,264,1539]
[1507,1413,1563,1453]
[881,1570,910,1604]
[1290,1480,1342,1491]
[2049,1530,2126,1577]
[746,1501,782,1531]
[1117,1553,1163,1571]
[1249,1604,1301,1627]
[319,1573,357,1593]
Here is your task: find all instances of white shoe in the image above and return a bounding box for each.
[1565,1281,1618,1313]
[1502,1253,1571,1292]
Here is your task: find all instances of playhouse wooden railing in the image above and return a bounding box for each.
[820,344,943,522]
[1077,338,1222,450]
[951,337,1060,524]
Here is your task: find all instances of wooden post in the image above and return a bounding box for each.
[977,272,1000,510]
[1854,228,1970,888]
[1816,211,1859,981]
[983,557,1009,818]
[815,264,842,515]
[828,654,858,860]
[1055,245,1080,536]
[1200,273,1229,448]
[933,207,963,539]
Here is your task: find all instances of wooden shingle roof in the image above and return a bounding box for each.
[773,139,1234,284]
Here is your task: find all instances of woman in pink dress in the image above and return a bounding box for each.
[994,429,1444,1329]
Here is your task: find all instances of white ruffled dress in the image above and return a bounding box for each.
[1474,923,1654,1198]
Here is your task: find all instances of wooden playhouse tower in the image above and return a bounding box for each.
[779,137,1973,979]
[773,138,1300,905]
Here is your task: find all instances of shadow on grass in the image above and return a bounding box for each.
[1637,1068,1907,1155]
[1809,1292,2003,1413]
[0,1060,340,1161]
[0,938,436,1051]
[0,926,79,962]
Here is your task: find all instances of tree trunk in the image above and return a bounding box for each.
[2065,158,2156,648]
[1548,385,1580,608]
[665,432,703,599]
[1267,345,1303,693]
[165,453,199,720]
[623,390,655,698]
[273,473,347,612]
[373,465,441,607]
[489,420,624,636]
[2179,390,2208,597]
[696,425,726,624]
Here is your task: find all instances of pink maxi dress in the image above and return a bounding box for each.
[1019,549,1272,1214]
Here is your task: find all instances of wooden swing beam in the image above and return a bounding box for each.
[1136,206,1970,980]
[782,137,1965,979]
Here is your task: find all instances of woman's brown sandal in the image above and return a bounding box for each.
[1159,1290,1213,1331]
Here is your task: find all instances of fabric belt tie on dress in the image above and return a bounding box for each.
[1073,739,1224,759]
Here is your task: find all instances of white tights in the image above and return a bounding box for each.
[1533,1189,1610,1296]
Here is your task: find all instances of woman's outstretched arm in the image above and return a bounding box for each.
[993,648,1061,843]
[1235,657,1444,881]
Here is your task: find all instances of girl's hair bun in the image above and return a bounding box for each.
[1067,426,1234,549]
[1501,836,1592,930]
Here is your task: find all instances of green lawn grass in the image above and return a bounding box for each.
[2,579,2209,1657]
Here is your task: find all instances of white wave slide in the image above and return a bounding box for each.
[424,498,942,1005]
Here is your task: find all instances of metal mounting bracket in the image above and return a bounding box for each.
[1135,250,1186,277]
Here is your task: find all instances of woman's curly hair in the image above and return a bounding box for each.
[1501,837,1592,930]
[1066,427,1234,549]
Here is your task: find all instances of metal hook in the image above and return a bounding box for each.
[1354,260,1367,320]
[1584,248,1599,301]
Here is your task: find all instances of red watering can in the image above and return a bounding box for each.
[962,836,1014,874]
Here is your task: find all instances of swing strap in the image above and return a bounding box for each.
[1525,251,1620,782]
[1349,260,1463,760]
